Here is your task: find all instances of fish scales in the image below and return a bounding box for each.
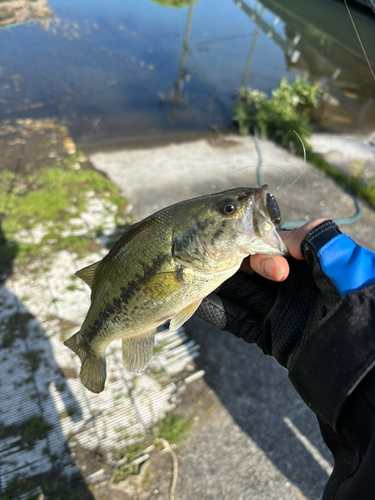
[64,185,287,393]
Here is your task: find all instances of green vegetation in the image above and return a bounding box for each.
[116,440,146,461]
[21,349,45,372]
[22,416,53,446]
[59,407,78,419]
[0,416,52,451]
[154,414,193,445]
[0,152,127,269]
[233,76,375,207]
[0,224,18,277]
[150,0,194,7]
[66,283,78,292]
[0,472,93,500]
[112,413,193,484]
[233,76,321,151]
[306,150,375,207]
[112,440,147,483]
[1,312,34,347]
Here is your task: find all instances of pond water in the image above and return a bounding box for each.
[0,0,374,147]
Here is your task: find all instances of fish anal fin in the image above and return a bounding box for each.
[122,330,155,373]
[75,261,101,288]
[64,331,87,363]
[141,272,184,300]
[169,299,203,331]
[80,355,106,394]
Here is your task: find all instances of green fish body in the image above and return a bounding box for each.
[64,185,287,393]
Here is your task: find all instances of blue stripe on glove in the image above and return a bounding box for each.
[318,234,375,297]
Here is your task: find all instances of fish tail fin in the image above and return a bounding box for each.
[80,355,106,394]
[122,330,155,372]
[64,331,87,364]
[64,332,106,393]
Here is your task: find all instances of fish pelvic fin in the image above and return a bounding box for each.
[122,330,155,373]
[80,355,106,394]
[169,298,203,331]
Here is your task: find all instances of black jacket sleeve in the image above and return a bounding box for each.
[288,284,375,500]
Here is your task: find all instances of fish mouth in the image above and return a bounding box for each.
[251,184,281,229]
[242,185,287,255]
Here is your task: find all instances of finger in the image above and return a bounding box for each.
[281,218,328,259]
[250,254,290,281]
[240,254,289,281]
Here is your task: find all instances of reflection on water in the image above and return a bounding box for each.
[253,0,375,130]
[0,0,50,29]
[0,0,374,146]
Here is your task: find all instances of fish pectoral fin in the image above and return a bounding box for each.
[140,271,184,300]
[122,330,155,373]
[169,299,203,332]
[75,261,101,288]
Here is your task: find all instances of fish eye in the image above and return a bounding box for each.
[219,200,237,216]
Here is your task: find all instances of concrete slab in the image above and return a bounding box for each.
[310,131,375,179]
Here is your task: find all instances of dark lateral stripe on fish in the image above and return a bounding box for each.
[85,252,172,344]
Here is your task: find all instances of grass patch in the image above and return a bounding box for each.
[66,283,78,292]
[0,152,128,266]
[22,416,53,446]
[59,407,78,419]
[154,414,193,445]
[112,440,147,483]
[0,416,53,451]
[151,0,194,7]
[306,150,375,207]
[0,471,93,500]
[111,413,194,484]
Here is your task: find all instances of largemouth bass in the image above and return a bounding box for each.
[64,185,287,393]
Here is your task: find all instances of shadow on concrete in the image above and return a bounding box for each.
[0,225,94,499]
[186,315,333,499]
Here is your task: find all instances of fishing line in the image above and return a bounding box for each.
[231,163,288,187]
[343,0,375,82]
[279,192,362,229]
[278,130,306,193]
[252,128,303,192]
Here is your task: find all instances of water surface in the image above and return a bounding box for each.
[0,0,374,146]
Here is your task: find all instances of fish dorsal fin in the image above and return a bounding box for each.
[122,330,155,373]
[169,298,203,332]
[75,261,101,288]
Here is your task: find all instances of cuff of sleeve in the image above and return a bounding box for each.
[288,284,375,431]
[317,234,375,297]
